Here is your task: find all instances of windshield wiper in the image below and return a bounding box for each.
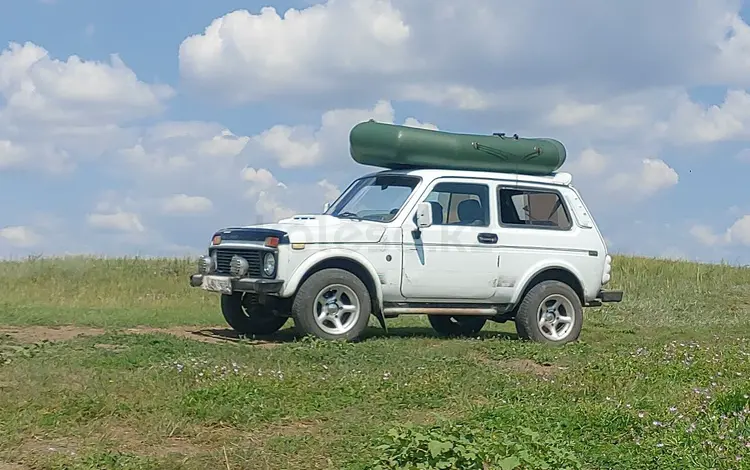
[336,211,363,221]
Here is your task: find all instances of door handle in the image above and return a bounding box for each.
[477,232,498,244]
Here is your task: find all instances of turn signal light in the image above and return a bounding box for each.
[265,236,280,248]
[212,235,221,245]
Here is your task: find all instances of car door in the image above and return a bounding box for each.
[492,183,581,302]
[400,178,498,300]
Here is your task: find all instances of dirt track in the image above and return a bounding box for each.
[0,325,288,346]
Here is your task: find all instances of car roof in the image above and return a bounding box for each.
[362,167,574,187]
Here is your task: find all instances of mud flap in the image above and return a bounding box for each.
[373,309,388,333]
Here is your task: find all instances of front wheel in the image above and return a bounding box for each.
[428,315,487,337]
[291,268,372,341]
[514,280,583,345]
[221,293,288,336]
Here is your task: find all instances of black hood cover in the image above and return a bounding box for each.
[213,227,289,244]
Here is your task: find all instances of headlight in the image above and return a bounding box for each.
[263,252,276,276]
[198,255,214,274]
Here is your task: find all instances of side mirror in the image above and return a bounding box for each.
[323,202,330,213]
[415,202,433,228]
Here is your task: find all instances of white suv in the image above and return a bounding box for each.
[190,167,622,344]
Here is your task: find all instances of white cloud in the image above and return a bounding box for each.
[161,194,213,214]
[0,42,175,174]
[399,84,491,110]
[198,129,250,157]
[0,138,72,172]
[566,150,679,201]
[0,226,41,247]
[242,168,295,221]
[607,159,679,198]
[87,211,145,233]
[239,166,342,222]
[178,0,750,108]
[546,94,656,131]
[255,191,297,222]
[567,148,608,176]
[241,167,287,196]
[690,224,725,246]
[253,126,322,168]
[727,215,750,246]
[545,88,750,147]
[318,179,342,203]
[656,89,750,144]
[403,117,438,130]
[711,12,750,86]
[254,99,440,169]
[0,139,28,169]
[0,42,174,125]
[691,215,750,247]
[179,3,411,101]
[118,121,249,176]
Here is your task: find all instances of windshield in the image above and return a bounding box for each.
[326,174,421,222]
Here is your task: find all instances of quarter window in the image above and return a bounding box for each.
[498,188,572,230]
[423,182,490,226]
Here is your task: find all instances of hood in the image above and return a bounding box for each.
[222,214,387,244]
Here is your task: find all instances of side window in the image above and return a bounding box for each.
[423,182,490,226]
[498,187,572,230]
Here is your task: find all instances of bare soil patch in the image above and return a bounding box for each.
[0,463,28,470]
[125,326,291,346]
[473,353,561,378]
[0,326,104,343]
[0,325,290,347]
[13,430,207,463]
[101,425,209,458]
[16,436,78,458]
[502,358,558,377]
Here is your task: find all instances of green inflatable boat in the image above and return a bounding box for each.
[349,120,567,176]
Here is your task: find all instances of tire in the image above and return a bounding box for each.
[291,268,372,341]
[220,293,288,336]
[428,315,487,337]
[514,280,583,345]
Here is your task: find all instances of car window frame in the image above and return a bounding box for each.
[496,184,574,232]
[417,179,493,228]
[326,174,423,224]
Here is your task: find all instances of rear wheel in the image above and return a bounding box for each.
[428,315,487,337]
[291,268,372,341]
[514,280,582,345]
[221,293,288,336]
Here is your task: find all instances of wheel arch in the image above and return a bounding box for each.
[282,249,384,316]
[512,264,585,307]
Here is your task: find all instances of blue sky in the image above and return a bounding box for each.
[1,0,750,264]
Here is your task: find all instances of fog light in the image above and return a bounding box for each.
[230,255,249,277]
[263,253,276,276]
[198,255,214,274]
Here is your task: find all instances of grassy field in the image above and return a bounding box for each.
[0,255,748,469]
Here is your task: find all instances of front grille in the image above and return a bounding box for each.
[213,248,263,277]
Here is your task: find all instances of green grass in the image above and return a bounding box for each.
[0,255,748,469]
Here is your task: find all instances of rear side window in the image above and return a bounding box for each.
[498,187,572,230]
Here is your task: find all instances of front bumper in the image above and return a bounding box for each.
[189,274,283,295]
